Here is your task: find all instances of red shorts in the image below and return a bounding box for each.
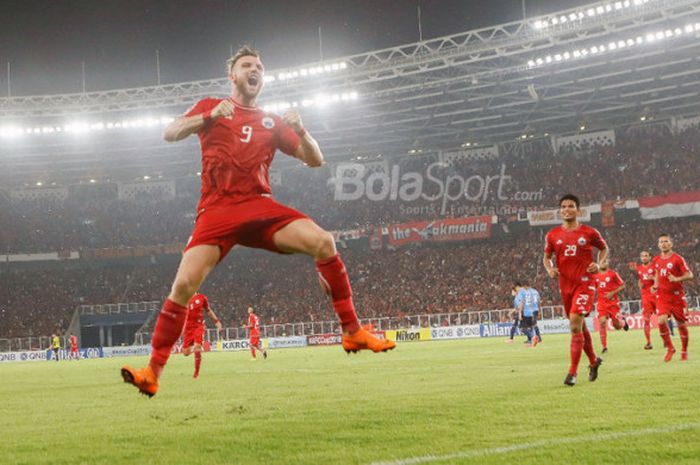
[561,282,596,317]
[185,196,308,262]
[657,296,688,323]
[183,323,205,348]
[641,293,657,318]
[250,333,261,347]
[597,303,620,320]
[70,346,78,353]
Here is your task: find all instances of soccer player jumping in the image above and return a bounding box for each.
[543,194,606,386]
[651,233,694,362]
[121,46,394,397]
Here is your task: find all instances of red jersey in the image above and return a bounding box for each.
[184,98,301,212]
[248,313,260,336]
[594,269,624,306]
[653,253,690,298]
[636,262,655,296]
[187,293,209,324]
[69,335,78,348]
[545,224,607,289]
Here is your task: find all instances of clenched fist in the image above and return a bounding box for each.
[282,109,304,134]
[211,99,235,119]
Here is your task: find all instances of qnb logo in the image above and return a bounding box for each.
[330,162,519,214]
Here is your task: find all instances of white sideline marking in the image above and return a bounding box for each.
[369,422,700,465]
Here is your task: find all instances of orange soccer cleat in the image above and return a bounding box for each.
[121,365,159,397]
[342,328,396,353]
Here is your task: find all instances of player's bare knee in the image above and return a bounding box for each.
[315,231,337,259]
[171,276,198,302]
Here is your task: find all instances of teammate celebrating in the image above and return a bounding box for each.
[246,307,267,360]
[651,233,694,362]
[121,46,394,397]
[183,292,222,378]
[594,258,629,353]
[543,194,605,386]
[69,333,79,361]
[629,250,657,349]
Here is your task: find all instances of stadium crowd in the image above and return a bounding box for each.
[0,124,699,254]
[1,217,697,339]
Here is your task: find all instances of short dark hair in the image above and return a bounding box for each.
[226,45,260,74]
[658,233,671,239]
[513,281,524,288]
[559,194,580,209]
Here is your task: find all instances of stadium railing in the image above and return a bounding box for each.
[3,297,699,352]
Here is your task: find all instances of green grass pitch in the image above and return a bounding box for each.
[1,329,699,465]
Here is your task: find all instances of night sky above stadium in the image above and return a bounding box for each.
[1,0,591,96]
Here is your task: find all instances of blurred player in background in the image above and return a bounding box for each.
[183,292,222,378]
[121,45,394,397]
[513,282,538,346]
[529,284,543,344]
[50,334,60,362]
[594,258,629,353]
[507,285,521,344]
[629,250,657,349]
[69,333,79,361]
[543,194,605,386]
[652,233,694,362]
[246,307,267,360]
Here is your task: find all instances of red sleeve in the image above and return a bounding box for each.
[589,227,607,251]
[544,231,555,254]
[184,98,216,118]
[202,295,209,309]
[275,115,302,156]
[677,255,690,274]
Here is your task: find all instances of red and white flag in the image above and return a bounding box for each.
[638,191,700,220]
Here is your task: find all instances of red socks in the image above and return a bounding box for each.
[644,320,651,344]
[581,324,597,365]
[659,322,674,351]
[679,324,689,352]
[193,351,202,378]
[599,322,608,349]
[251,347,256,359]
[316,255,361,334]
[569,332,584,375]
[149,299,187,378]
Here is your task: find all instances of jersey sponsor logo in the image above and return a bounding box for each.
[262,116,275,129]
[578,237,587,245]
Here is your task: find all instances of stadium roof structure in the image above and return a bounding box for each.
[2,0,700,183]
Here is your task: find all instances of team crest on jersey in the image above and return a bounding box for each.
[605,277,611,282]
[667,263,673,269]
[578,237,587,245]
[195,299,201,305]
[556,239,563,245]
[582,276,589,282]
[262,117,275,129]
[647,268,653,274]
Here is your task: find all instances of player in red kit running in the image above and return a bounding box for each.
[69,333,79,361]
[629,250,657,349]
[183,292,222,378]
[651,234,694,362]
[594,258,628,353]
[246,307,267,360]
[121,46,394,397]
[543,194,606,386]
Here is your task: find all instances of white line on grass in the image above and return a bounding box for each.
[369,422,700,465]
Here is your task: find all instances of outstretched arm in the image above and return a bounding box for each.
[206,307,223,332]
